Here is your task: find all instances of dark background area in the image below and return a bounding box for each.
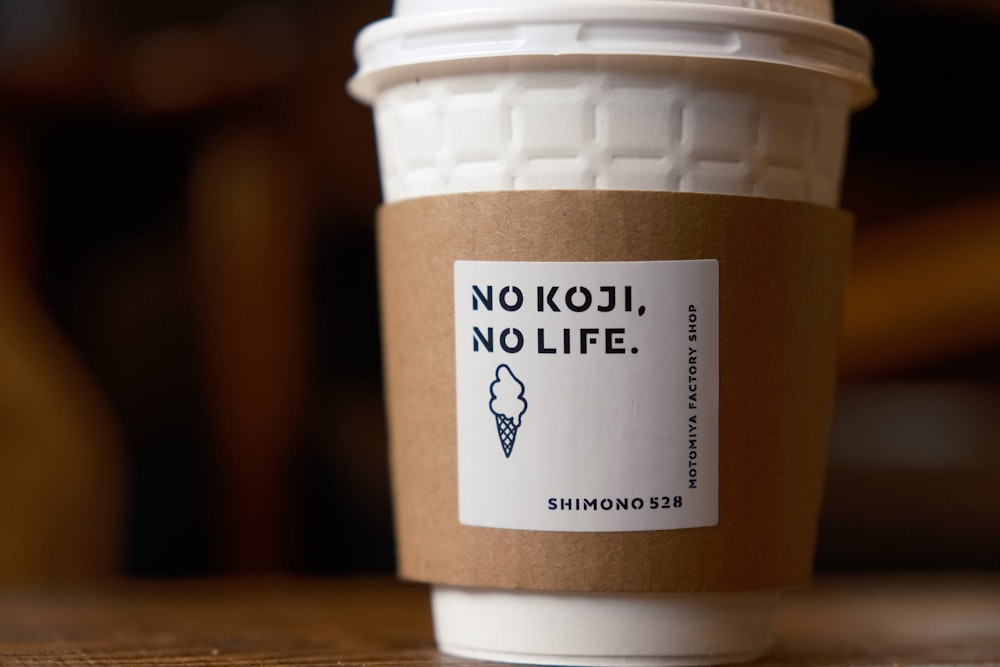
[0,0,998,580]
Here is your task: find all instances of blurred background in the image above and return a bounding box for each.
[0,0,997,580]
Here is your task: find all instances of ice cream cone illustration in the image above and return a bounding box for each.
[495,413,517,458]
[489,364,527,459]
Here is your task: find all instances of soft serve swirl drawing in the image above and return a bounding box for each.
[489,365,528,459]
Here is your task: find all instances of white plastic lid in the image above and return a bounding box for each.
[394,0,833,22]
[350,0,873,108]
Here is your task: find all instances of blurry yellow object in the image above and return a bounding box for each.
[841,195,1000,377]
[0,135,122,581]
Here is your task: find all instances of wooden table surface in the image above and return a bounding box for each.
[1,574,998,666]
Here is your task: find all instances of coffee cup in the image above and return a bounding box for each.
[350,2,874,664]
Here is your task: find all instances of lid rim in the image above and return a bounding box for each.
[349,4,873,106]
[348,52,875,110]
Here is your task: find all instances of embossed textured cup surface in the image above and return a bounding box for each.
[375,64,851,206]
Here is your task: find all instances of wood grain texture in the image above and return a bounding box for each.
[0,575,998,666]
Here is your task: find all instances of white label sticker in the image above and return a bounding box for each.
[454,260,719,532]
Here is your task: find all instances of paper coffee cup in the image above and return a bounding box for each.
[351,2,873,665]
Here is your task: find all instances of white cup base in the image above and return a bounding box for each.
[432,585,779,667]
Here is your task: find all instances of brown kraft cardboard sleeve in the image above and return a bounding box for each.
[377,190,853,593]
